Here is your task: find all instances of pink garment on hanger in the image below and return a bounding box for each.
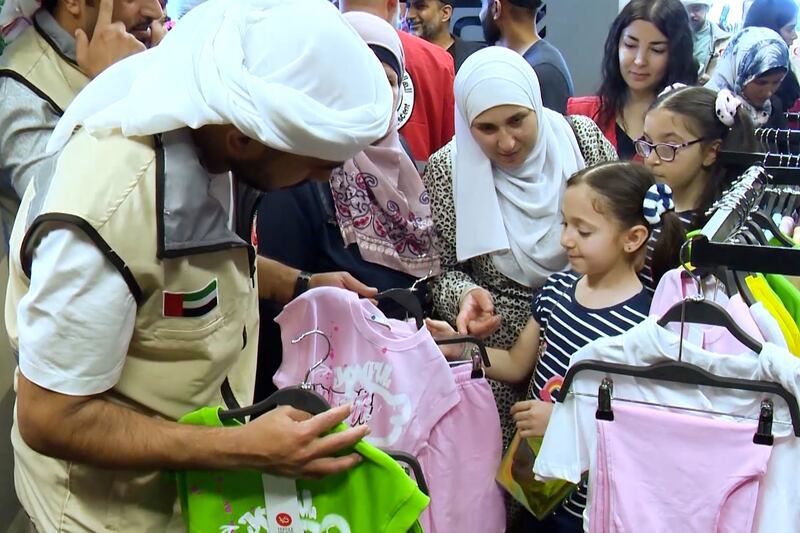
[274,287,460,453]
[417,364,506,533]
[590,403,772,533]
[650,269,764,354]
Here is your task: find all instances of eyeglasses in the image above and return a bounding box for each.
[634,137,706,162]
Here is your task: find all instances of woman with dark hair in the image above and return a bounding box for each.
[744,0,800,113]
[706,26,790,128]
[567,0,698,160]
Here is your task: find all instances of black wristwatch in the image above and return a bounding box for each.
[292,271,312,300]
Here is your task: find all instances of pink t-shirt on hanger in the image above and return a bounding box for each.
[650,268,764,355]
[274,287,460,454]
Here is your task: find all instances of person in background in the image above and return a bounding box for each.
[706,26,790,127]
[341,0,455,166]
[744,0,800,113]
[637,84,757,290]
[479,0,573,114]
[254,11,440,402]
[683,0,731,83]
[568,0,697,160]
[405,0,485,72]
[0,0,162,259]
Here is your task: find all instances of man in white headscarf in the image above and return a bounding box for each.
[8,0,393,530]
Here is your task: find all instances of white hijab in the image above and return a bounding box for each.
[454,47,584,288]
[46,0,393,161]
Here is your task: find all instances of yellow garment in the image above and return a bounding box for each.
[746,274,800,356]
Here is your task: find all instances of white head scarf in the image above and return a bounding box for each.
[454,47,585,288]
[46,0,393,161]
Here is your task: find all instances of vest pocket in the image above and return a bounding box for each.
[152,313,225,342]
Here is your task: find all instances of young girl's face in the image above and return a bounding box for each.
[560,183,642,276]
[642,108,718,210]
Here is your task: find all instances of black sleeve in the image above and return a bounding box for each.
[766,96,788,130]
[532,63,570,114]
[256,182,321,271]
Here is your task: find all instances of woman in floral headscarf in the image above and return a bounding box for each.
[706,26,790,127]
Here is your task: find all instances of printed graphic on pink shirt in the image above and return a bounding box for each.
[309,358,413,447]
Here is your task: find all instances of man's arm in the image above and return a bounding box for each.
[17,374,367,476]
[256,256,377,304]
[15,226,366,476]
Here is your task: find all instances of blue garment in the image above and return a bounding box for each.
[529,271,651,519]
[522,39,574,114]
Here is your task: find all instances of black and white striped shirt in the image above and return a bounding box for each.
[530,271,651,519]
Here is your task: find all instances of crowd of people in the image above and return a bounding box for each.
[0,0,797,531]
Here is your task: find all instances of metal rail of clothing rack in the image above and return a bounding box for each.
[691,165,800,275]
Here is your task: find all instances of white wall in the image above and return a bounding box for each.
[546,0,621,96]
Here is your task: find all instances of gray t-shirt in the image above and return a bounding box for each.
[522,39,574,114]
[0,10,74,255]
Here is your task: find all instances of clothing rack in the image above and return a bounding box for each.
[690,166,800,275]
[754,127,800,154]
[717,151,800,184]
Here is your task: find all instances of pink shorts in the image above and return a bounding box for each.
[418,364,506,533]
[591,403,772,533]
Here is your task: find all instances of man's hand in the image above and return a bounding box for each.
[510,400,553,438]
[309,272,378,299]
[240,404,369,478]
[75,0,146,79]
[456,287,501,338]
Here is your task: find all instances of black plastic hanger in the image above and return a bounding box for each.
[750,210,795,247]
[657,297,762,353]
[434,335,491,367]
[558,359,800,437]
[220,330,334,421]
[383,449,430,495]
[374,288,424,329]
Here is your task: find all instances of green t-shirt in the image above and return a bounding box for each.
[176,407,429,533]
[766,273,800,327]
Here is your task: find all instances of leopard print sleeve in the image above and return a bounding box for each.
[568,114,619,166]
[423,140,480,323]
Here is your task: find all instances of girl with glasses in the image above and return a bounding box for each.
[637,85,757,289]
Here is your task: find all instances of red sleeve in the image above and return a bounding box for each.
[567,96,617,150]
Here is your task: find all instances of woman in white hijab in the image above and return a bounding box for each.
[424,46,616,463]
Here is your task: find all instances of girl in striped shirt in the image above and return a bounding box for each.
[429,162,683,531]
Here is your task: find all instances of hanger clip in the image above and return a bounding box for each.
[596,378,615,421]
[753,399,775,446]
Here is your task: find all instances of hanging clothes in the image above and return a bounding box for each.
[590,403,771,533]
[273,286,504,532]
[274,287,459,452]
[745,274,800,354]
[416,364,506,533]
[176,408,429,532]
[649,268,765,354]
[534,317,800,533]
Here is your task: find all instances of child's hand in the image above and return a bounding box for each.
[510,400,554,438]
[425,318,457,337]
[425,319,463,360]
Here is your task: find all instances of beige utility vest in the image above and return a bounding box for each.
[6,128,260,531]
[0,18,88,114]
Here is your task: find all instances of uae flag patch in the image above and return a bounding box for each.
[163,279,219,318]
